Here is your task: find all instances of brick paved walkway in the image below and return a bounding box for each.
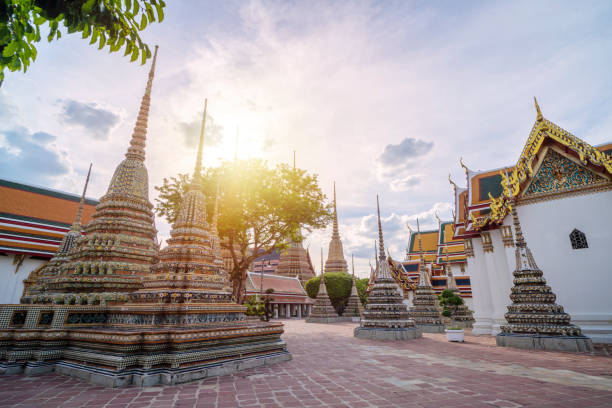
[2,320,612,408]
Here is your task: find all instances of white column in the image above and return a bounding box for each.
[286,304,290,318]
[274,305,278,319]
[297,304,302,318]
[469,238,495,335]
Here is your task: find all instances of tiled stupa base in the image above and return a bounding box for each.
[496,333,593,353]
[354,326,422,341]
[417,323,446,333]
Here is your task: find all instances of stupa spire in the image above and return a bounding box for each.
[377,195,385,261]
[320,247,324,275]
[192,99,208,186]
[324,182,348,273]
[332,182,339,238]
[71,163,92,232]
[126,45,159,161]
[351,253,355,277]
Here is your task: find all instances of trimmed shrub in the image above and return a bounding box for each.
[439,290,464,318]
[355,278,369,306]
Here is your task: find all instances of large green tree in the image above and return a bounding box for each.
[0,0,165,85]
[155,159,333,303]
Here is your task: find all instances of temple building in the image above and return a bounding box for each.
[324,183,348,273]
[389,220,473,309]
[0,50,290,386]
[250,249,281,274]
[245,272,313,318]
[450,99,612,343]
[0,178,98,304]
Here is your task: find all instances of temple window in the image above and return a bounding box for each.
[569,229,588,249]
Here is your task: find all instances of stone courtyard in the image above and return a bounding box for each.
[1,320,612,408]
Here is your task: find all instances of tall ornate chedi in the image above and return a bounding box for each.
[44,48,161,305]
[496,192,592,352]
[324,182,348,273]
[305,251,339,323]
[0,61,291,387]
[275,239,316,284]
[343,254,363,320]
[354,197,421,340]
[21,164,92,303]
[407,219,445,333]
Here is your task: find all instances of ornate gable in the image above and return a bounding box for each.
[523,148,607,199]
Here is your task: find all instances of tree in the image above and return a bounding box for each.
[155,159,332,304]
[1,0,166,85]
[439,289,464,318]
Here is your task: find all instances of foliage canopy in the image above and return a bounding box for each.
[155,159,332,303]
[304,273,369,315]
[1,0,166,85]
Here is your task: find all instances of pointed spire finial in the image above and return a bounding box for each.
[376,195,385,260]
[505,170,527,248]
[71,163,92,231]
[126,45,159,161]
[351,253,355,277]
[534,96,543,122]
[320,247,324,275]
[331,181,340,238]
[192,99,208,185]
[416,218,425,264]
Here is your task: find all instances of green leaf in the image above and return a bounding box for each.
[2,41,18,57]
[125,0,132,11]
[130,47,138,62]
[90,28,99,45]
[133,0,140,16]
[145,4,155,22]
[124,41,132,56]
[82,0,97,14]
[155,2,165,22]
[82,24,90,39]
[139,14,147,30]
[98,32,106,50]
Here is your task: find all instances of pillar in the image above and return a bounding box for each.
[297,304,302,318]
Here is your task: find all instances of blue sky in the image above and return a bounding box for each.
[1,1,611,277]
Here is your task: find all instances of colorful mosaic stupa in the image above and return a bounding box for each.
[496,184,593,352]
[21,164,92,302]
[305,250,339,323]
[0,52,291,386]
[406,219,445,333]
[275,239,316,285]
[343,254,363,320]
[324,182,348,273]
[354,197,421,340]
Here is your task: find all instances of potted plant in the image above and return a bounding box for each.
[445,326,464,342]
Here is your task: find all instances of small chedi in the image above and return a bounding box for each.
[442,249,474,327]
[275,239,316,285]
[342,254,363,320]
[497,186,593,352]
[21,163,92,302]
[305,268,340,323]
[406,219,445,333]
[324,182,348,273]
[354,196,421,340]
[0,50,290,387]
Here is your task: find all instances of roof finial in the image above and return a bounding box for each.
[126,45,159,161]
[192,99,208,186]
[71,163,92,231]
[376,195,385,260]
[434,211,441,230]
[448,173,457,190]
[534,96,543,122]
[459,157,469,177]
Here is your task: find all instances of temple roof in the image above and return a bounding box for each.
[451,100,612,236]
[0,178,98,257]
[245,272,311,303]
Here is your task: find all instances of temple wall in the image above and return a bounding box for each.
[487,230,513,335]
[513,190,612,343]
[0,255,45,304]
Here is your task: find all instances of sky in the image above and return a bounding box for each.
[1,0,612,277]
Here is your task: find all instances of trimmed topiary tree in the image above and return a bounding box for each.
[439,289,464,318]
[355,278,369,306]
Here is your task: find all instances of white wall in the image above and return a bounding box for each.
[467,239,495,335]
[0,255,46,304]
[514,190,612,343]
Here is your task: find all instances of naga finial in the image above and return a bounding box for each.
[448,173,457,190]
[434,211,441,229]
[459,157,469,177]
